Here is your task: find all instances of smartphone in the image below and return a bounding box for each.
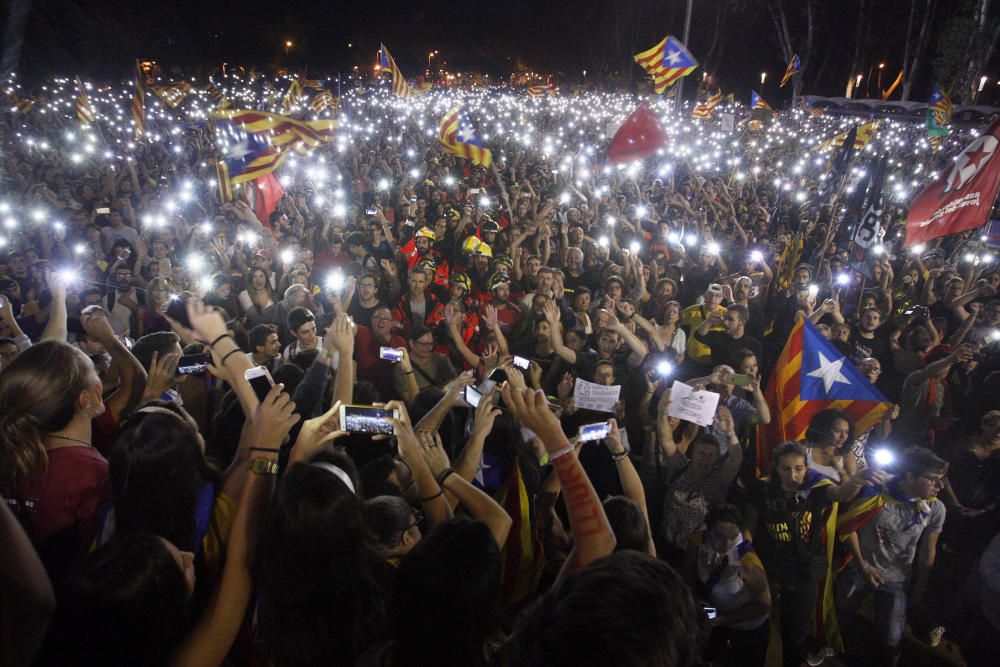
[339,404,399,435]
[464,386,483,408]
[165,295,192,329]
[703,606,717,621]
[96,207,111,215]
[488,366,508,384]
[730,374,750,386]
[578,421,611,443]
[512,355,530,371]
[468,188,480,195]
[176,353,212,376]
[245,366,274,402]
[366,207,378,216]
[409,196,417,203]
[379,346,404,362]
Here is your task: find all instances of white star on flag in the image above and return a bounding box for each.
[807,351,851,393]
[666,49,682,66]
[457,125,475,142]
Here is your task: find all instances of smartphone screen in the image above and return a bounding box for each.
[176,353,212,376]
[245,367,274,402]
[703,606,717,620]
[165,295,192,329]
[488,367,508,384]
[578,422,611,442]
[512,355,530,371]
[730,374,750,386]
[366,208,378,216]
[379,346,403,362]
[464,386,483,408]
[339,405,398,435]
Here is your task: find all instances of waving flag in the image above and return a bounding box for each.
[906,118,1000,247]
[633,35,698,93]
[438,105,492,167]
[310,90,337,114]
[780,54,801,87]
[927,84,952,150]
[692,90,722,118]
[607,102,668,164]
[205,81,228,110]
[379,43,414,98]
[751,91,773,111]
[151,82,193,109]
[757,315,891,473]
[131,60,145,139]
[527,83,558,97]
[75,77,96,124]
[281,79,303,111]
[813,120,879,152]
[212,109,338,201]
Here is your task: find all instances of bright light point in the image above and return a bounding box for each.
[836,273,850,286]
[408,168,419,179]
[629,240,641,254]
[910,243,926,255]
[559,192,570,204]
[333,203,346,216]
[707,242,721,255]
[656,361,674,376]
[607,216,616,226]
[635,205,648,219]
[751,250,764,262]
[378,178,389,190]
[479,196,491,208]
[56,269,79,285]
[808,284,819,298]
[872,449,895,467]
[187,254,205,272]
[74,243,87,255]
[685,234,698,247]
[326,271,345,291]
[280,249,295,265]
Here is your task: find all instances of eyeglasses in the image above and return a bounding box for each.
[373,316,393,323]
[413,339,435,348]
[921,475,946,487]
[400,509,424,543]
[359,282,376,288]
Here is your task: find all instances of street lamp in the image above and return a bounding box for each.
[285,40,293,56]
[878,62,885,90]
[760,72,767,85]
[428,50,439,68]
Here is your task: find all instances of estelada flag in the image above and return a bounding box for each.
[905,118,1000,247]
[757,314,891,474]
[607,102,667,164]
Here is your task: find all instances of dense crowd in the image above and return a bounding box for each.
[1,74,999,667]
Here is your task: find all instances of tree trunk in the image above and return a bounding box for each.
[900,0,917,99]
[847,0,867,96]
[793,0,814,98]
[962,0,990,103]
[902,0,937,100]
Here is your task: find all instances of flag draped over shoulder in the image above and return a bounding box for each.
[379,43,414,98]
[150,82,193,109]
[692,90,722,118]
[780,54,801,88]
[633,35,698,93]
[757,315,891,473]
[906,118,1000,247]
[751,91,773,111]
[437,105,492,167]
[813,121,879,152]
[132,61,146,139]
[212,109,337,201]
[75,77,96,124]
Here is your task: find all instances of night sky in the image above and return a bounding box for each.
[7,0,969,99]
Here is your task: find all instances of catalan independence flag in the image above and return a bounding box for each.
[212,109,338,201]
[527,83,557,97]
[282,79,303,112]
[132,61,146,139]
[692,90,722,118]
[379,43,414,98]
[633,35,699,94]
[751,90,773,111]
[812,120,880,152]
[151,82,193,109]
[75,77,96,124]
[757,315,891,473]
[438,105,492,167]
[780,54,801,88]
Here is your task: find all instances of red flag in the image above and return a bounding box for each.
[905,118,1000,247]
[243,172,285,226]
[607,103,667,165]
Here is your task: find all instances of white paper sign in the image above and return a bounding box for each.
[573,379,621,413]
[720,112,735,133]
[667,381,720,427]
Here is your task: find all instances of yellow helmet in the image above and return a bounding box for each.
[415,227,436,241]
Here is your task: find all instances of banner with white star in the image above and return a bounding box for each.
[757,314,891,473]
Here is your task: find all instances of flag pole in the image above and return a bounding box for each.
[677,0,694,105]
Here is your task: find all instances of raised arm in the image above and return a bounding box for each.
[543,300,577,364]
[604,419,655,556]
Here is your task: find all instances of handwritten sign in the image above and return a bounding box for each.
[574,379,621,413]
[667,381,720,427]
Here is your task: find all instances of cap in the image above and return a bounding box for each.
[415,227,436,241]
[449,273,471,293]
[706,283,724,295]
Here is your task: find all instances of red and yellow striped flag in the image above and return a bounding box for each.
[692,90,722,118]
[379,43,414,98]
[131,61,145,139]
[75,77,96,124]
[150,82,192,108]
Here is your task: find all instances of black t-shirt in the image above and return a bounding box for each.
[348,298,386,328]
[693,330,763,369]
[851,332,893,369]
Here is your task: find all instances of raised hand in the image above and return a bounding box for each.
[293,400,348,463]
[253,383,300,449]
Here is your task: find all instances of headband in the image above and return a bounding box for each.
[310,462,356,495]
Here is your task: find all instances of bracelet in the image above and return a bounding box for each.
[435,467,456,487]
[612,448,631,462]
[209,333,233,347]
[250,446,280,454]
[403,369,414,375]
[221,348,242,365]
[549,444,575,463]
[419,489,444,502]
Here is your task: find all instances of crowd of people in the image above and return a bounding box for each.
[1,72,999,667]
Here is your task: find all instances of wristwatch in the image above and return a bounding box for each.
[249,457,280,475]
